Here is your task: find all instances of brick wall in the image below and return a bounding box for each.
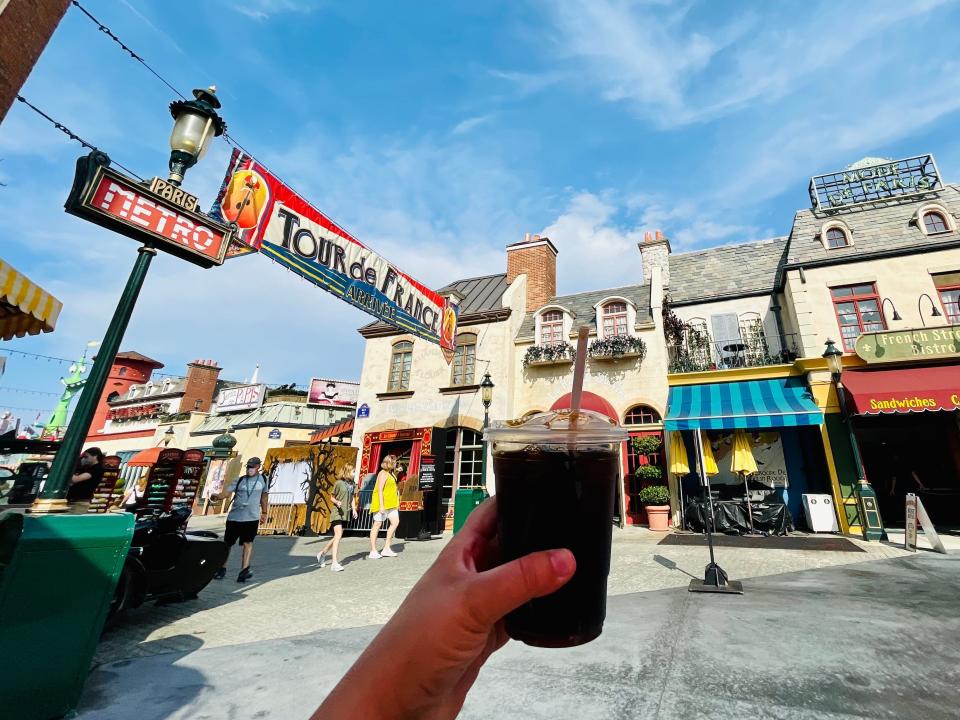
[179,359,222,413]
[0,0,71,121]
[506,234,558,311]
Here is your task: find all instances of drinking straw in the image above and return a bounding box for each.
[570,326,590,416]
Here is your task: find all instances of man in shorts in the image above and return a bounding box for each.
[211,457,269,582]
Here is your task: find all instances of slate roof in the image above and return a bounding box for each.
[360,273,510,333]
[786,184,960,267]
[667,237,789,305]
[191,401,354,434]
[111,351,164,368]
[516,284,652,341]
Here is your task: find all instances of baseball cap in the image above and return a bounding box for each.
[246,457,262,468]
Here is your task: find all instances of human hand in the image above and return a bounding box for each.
[312,497,575,720]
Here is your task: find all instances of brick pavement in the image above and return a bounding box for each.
[94,515,925,665]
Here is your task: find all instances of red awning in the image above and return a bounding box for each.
[310,417,355,444]
[550,391,619,422]
[842,366,960,415]
[126,446,165,467]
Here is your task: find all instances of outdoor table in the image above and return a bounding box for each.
[684,498,793,536]
[721,343,747,367]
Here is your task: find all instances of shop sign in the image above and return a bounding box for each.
[107,402,166,421]
[809,155,940,211]
[308,378,359,407]
[707,430,787,490]
[905,493,947,554]
[357,403,370,418]
[268,428,282,439]
[215,384,265,413]
[65,153,234,268]
[855,327,960,364]
[212,149,458,360]
[418,455,437,492]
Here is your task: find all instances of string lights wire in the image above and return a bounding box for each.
[14,95,144,181]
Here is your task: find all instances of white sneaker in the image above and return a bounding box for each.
[380,547,398,558]
[367,551,381,559]
[317,552,327,567]
[331,562,344,572]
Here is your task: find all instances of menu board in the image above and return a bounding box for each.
[417,456,437,492]
[143,448,183,514]
[173,449,206,508]
[88,455,123,513]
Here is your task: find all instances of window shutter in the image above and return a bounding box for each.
[710,313,742,363]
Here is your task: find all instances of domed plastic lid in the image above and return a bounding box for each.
[484,408,628,445]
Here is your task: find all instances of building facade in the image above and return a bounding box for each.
[351,153,960,537]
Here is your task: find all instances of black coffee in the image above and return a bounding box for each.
[493,445,619,647]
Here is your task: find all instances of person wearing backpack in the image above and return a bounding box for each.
[316,462,358,572]
[211,456,270,582]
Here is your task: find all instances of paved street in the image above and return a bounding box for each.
[82,518,960,719]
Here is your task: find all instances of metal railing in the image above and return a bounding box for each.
[668,332,800,374]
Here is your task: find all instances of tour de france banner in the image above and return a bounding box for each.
[211,148,458,361]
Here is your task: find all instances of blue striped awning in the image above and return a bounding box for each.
[665,377,823,430]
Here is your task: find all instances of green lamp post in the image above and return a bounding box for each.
[35,87,226,512]
[822,339,885,541]
[479,372,494,486]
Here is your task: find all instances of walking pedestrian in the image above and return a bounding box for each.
[66,447,104,513]
[211,457,269,582]
[368,454,400,559]
[317,463,358,572]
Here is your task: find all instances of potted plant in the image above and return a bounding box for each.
[631,435,662,455]
[523,341,576,367]
[588,335,647,362]
[634,464,663,482]
[637,484,671,531]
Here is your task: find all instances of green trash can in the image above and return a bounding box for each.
[453,486,489,534]
[0,511,134,720]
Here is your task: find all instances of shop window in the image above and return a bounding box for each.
[601,301,629,337]
[922,210,949,235]
[540,310,564,345]
[825,227,850,249]
[830,283,885,351]
[933,271,960,324]
[624,405,661,426]
[388,341,413,391]
[450,333,476,386]
[441,427,484,518]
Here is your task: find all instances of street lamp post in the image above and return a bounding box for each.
[822,339,884,541]
[480,372,494,488]
[34,87,225,512]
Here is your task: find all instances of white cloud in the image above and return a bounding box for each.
[231,0,319,21]
[451,114,493,136]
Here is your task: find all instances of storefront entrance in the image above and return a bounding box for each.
[856,411,960,528]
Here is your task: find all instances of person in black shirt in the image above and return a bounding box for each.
[67,447,104,512]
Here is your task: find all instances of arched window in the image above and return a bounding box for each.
[388,341,413,391]
[923,210,949,235]
[540,310,564,345]
[825,227,849,249]
[107,391,120,403]
[118,367,128,377]
[602,301,629,337]
[451,333,476,386]
[624,405,661,425]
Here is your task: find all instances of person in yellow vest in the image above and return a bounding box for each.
[368,454,400,559]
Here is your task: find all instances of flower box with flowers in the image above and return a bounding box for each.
[523,342,576,367]
[588,335,647,362]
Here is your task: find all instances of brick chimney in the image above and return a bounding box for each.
[179,359,222,413]
[639,229,671,287]
[506,232,558,311]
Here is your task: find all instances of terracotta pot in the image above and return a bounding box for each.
[644,504,671,532]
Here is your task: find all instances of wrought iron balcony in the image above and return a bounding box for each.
[667,332,800,374]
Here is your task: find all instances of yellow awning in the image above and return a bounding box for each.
[0,259,62,341]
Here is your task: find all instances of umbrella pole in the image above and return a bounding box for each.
[742,472,758,535]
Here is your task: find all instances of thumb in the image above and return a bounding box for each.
[469,549,576,625]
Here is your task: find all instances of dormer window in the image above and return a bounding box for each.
[825,227,849,249]
[923,210,949,235]
[540,310,564,345]
[602,302,628,337]
[820,221,852,250]
[128,386,139,399]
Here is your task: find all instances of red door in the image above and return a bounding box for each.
[623,430,665,525]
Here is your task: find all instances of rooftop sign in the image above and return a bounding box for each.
[809,155,941,212]
[214,383,265,413]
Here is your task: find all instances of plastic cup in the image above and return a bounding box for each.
[485,409,628,647]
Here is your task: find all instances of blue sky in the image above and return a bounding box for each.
[2,0,960,422]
